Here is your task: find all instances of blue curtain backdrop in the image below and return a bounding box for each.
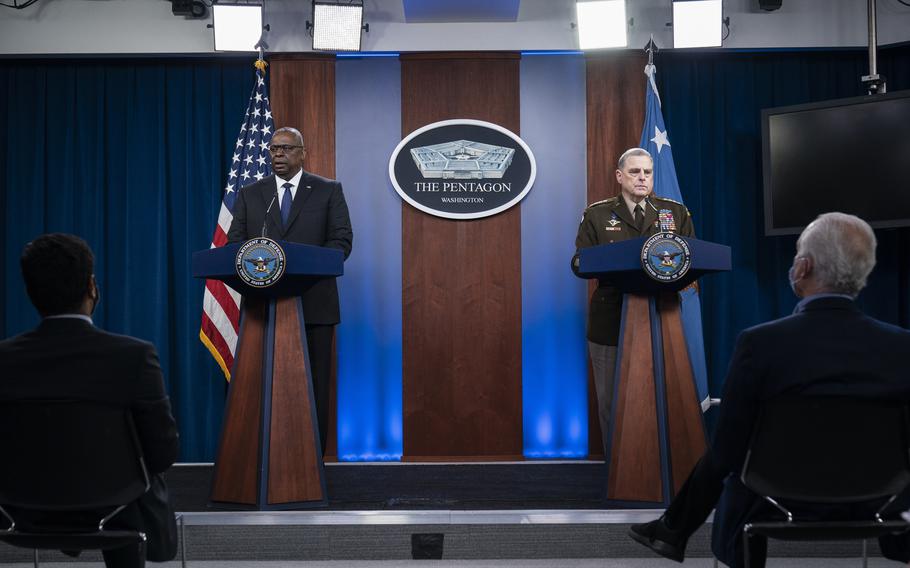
[0,58,255,461]
[2,46,909,461]
[655,44,910,414]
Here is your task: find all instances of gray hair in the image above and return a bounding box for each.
[617,147,652,170]
[274,126,304,147]
[796,212,876,297]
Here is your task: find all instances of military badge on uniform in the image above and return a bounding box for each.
[658,209,677,232]
[608,214,620,227]
[641,232,691,282]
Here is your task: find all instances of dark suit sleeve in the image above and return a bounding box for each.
[130,343,179,474]
[571,210,598,277]
[226,187,249,244]
[710,330,762,473]
[325,182,353,259]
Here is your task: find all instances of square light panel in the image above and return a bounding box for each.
[312,2,364,52]
[213,4,264,52]
[576,0,628,50]
[673,0,723,48]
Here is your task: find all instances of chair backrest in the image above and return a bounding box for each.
[741,396,910,504]
[0,400,149,511]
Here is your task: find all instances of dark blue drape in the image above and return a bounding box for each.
[1,58,255,461]
[657,45,910,415]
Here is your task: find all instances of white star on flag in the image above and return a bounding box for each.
[651,126,671,154]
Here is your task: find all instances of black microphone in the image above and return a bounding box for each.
[261,191,278,238]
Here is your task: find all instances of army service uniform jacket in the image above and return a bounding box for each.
[572,195,694,346]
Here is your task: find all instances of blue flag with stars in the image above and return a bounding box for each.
[639,63,710,411]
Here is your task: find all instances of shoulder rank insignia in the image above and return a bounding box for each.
[658,209,677,232]
[654,196,684,207]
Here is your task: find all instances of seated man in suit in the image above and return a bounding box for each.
[0,233,179,568]
[628,212,910,567]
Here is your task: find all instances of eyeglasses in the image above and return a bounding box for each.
[268,144,303,154]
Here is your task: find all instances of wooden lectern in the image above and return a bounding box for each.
[192,241,343,510]
[578,236,731,507]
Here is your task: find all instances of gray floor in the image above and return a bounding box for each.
[0,560,901,567]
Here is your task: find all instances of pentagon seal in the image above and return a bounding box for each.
[641,232,691,283]
[235,237,286,288]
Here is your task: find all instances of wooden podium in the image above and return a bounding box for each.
[578,236,731,506]
[192,241,343,510]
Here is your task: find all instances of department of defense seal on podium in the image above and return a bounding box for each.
[641,232,691,282]
[235,238,286,288]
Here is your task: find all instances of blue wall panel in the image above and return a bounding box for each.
[335,58,404,461]
[519,54,590,458]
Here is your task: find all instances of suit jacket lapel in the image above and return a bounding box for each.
[611,199,635,230]
[281,171,314,235]
[642,198,659,234]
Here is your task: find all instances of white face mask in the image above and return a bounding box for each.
[788,256,806,297]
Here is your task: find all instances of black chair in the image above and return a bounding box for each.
[0,400,151,567]
[741,396,910,568]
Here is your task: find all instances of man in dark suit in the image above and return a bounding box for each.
[227,126,353,454]
[628,212,910,567]
[0,233,179,568]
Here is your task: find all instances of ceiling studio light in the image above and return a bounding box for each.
[212,2,264,52]
[672,0,723,48]
[309,1,367,52]
[575,0,628,50]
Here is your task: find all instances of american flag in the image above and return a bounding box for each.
[199,61,274,381]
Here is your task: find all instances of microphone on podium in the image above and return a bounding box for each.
[261,191,278,238]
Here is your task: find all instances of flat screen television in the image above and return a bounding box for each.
[762,90,910,236]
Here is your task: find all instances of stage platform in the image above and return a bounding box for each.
[0,462,880,565]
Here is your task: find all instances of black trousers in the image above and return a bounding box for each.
[305,323,334,456]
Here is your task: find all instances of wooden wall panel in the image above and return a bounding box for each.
[271,55,336,180]
[270,55,338,459]
[401,53,523,460]
[584,52,648,458]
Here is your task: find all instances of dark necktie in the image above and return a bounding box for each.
[634,204,644,232]
[280,182,293,225]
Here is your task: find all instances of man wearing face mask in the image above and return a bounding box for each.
[0,233,179,568]
[629,212,910,568]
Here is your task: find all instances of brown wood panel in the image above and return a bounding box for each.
[211,298,266,505]
[607,294,662,502]
[268,297,324,504]
[584,51,648,457]
[270,55,336,179]
[269,56,338,460]
[401,53,523,460]
[659,293,708,495]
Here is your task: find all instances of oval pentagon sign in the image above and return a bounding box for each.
[388,119,537,220]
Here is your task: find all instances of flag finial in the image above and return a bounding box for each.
[644,34,658,66]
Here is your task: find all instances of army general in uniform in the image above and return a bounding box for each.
[571,147,694,453]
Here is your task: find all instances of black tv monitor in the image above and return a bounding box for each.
[762,90,910,236]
